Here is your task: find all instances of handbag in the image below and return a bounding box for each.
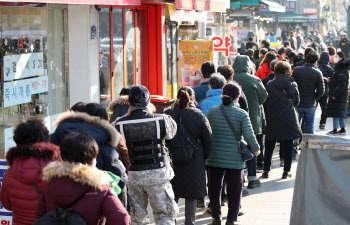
[219,105,255,162]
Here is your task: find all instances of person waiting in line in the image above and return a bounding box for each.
[108,86,133,123]
[292,55,304,70]
[338,35,350,58]
[246,37,259,50]
[0,119,61,225]
[207,82,260,225]
[263,61,302,179]
[294,47,314,67]
[306,37,319,53]
[254,48,268,70]
[326,51,350,135]
[284,41,291,49]
[317,52,334,129]
[165,87,212,225]
[193,61,217,103]
[292,51,325,134]
[256,51,277,80]
[328,46,337,69]
[277,47,286,60]
[261,39,273,52]
[36,131,130,225]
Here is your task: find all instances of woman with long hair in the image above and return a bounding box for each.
[256,51,277,79]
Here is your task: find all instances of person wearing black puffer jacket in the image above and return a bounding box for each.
[263,61,302,179]
[317,52,334,129]
[165,87,212,225]
[292,51,324,134]
[326,52,350,135]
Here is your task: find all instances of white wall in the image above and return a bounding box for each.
[68,5,100,107]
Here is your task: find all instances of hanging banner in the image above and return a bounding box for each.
[3,76,49,108]
[0,160,13,225]
[3,52,44,81]
[178,40,213,87]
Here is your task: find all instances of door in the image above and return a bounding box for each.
[166,20,178,98]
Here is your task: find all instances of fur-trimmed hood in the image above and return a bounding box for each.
[43,161,110,191]
[52,111,119,147]
[335,59,350,71]
[108,95,129,112]
[6,142,60,166]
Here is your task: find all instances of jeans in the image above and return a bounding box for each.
[318,96,328,125]
[185,199,197,225]
[264,139,294,173]
[333,117,346,129]
[297,107,316,134]
[208,167,244,222]
[256,134,264,168]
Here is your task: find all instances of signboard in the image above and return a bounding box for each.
[259,0,296,12]
[3,52,44,81]
[178,40,213,87]
[212,36,237,57]
[0,160,13,225]
[3,76,49,108]
[304,9,317,15]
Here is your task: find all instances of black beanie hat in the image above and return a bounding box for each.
[129,85,150,107]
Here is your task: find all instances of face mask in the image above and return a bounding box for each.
[306,42,311,46]
[333,58,340,63]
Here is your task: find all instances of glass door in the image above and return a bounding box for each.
[166,20,178,98]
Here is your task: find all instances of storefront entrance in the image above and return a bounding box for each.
[99,6,148,107]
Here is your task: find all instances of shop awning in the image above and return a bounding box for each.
[258,12,313,23]
[175,0,228,12]
[230,0,285,12]
[0,0,140,5]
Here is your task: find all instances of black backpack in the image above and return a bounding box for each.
[32,184,89,225]
[166,110,200,164]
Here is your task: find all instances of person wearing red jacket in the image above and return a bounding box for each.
[36,130,130,225]
[0,119,61,225]
[256,51,277,80]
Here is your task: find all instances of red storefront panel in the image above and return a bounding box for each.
[0,0,140,5]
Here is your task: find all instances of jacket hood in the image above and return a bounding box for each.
[53,111,119,147]
[6,142,60,166]
[108,95,129,112]
[335,59,350,70]
[43,161,111,207]
[319,52,330,64]
[272,73,295,91]
[206,88,222,97]
[233,56,251,73]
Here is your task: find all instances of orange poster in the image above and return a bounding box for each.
[178,40,214,87]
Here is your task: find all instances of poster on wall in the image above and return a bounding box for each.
[0,160,13,225]
[3,52,44,81]
[178,40,214,87]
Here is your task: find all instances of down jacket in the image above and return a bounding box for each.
[50,111,128,189]
[232,56,268,135]
[108,95,129,123]
[0,143,60,225]
[292,63,325,108]
[256,63,272,80]
[36,161,130,225]
[326,60,350,118]
[317,52,334,97]
[206,103,260,170]
[265,73,302,141]
[165,102,212,200]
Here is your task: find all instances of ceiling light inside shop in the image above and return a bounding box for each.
[171,9,186,23]
[185,10,198,23]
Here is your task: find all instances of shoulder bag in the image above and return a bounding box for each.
[219,105,254,162]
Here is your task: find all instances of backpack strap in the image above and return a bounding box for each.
[177,109,201,145]
[32,184,42,194]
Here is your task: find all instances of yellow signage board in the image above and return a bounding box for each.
[178,40,214,87]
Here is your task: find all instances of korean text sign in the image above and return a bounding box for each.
[3,76,48,108]
[3,52,44,81]
[0,160,13,225]
[178,40,213,87]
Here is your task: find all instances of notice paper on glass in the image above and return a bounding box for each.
[3,76,48,108]
[3,52,44,81]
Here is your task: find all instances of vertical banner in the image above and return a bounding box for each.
[0,160,13,225]
[178,40,213,87]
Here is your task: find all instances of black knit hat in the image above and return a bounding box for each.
[129,85,150,107]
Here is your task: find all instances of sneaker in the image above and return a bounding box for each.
[327,129,338,135]
[338,129,346,135]
[282,172,292,179]
[242,189,249,197]
[262,171,269,178]
[197,199,205,208]
[210,218,221,225]
[280,160,284,167]
[319,124,325,129]
[248,179,261,189]
[256,166,264,173]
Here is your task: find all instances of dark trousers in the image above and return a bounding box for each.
[264,140,294,172]
[256,134,264,168]
[208,167,243,222]
[318,95,328,125]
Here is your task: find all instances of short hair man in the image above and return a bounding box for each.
[307,37,319,52]
[292,52,325,134]
[246,37,259,50]
[193,61,216,102]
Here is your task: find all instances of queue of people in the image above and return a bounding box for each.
[0,37,349,225]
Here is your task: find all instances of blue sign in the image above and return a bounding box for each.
[91,25,97,40]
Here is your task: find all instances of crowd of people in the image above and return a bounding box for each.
[0,34,349,225]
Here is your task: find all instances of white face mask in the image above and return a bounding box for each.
[333,57,340,63]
